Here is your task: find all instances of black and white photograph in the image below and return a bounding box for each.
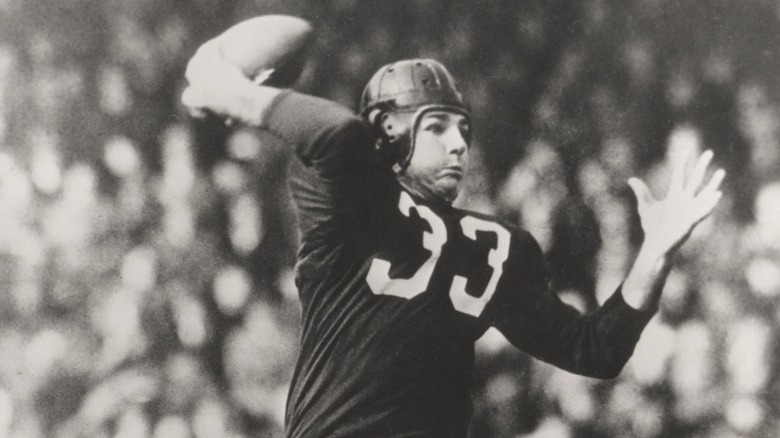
[1,1,779,437]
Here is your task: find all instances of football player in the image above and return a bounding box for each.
[182,20,725,438]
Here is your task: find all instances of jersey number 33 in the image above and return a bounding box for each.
[366,192,511,317]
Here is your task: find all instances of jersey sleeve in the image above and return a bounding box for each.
[260,90,396,245]
[262,90,374,174]
[482,230,655,379]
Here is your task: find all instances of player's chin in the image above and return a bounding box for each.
[435,178,462,202]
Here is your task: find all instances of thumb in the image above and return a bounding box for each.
[627,177,654,210]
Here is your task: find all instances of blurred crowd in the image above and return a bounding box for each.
[1,0,780,437]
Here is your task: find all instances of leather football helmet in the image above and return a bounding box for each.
[360,59,470,171]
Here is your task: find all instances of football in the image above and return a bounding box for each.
[218,15,313,87]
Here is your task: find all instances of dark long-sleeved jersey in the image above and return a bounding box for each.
[260,91,654,437]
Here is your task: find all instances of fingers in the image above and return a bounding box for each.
[699,168,726,196]
[181,87,208,119]
[181,86,198,109]
[685,150,714,195]
[183,41,225,120]
[628,177,654,214]
[254,68,275,85]
[690,169,725,225]
[692,189,723,225]
[185,39,222,84]
[669,146,693,194]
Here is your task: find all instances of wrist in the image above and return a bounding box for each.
[237,86,270,126]
[634,244,672,275]
[225,82,281,127]
[622,244,673,312]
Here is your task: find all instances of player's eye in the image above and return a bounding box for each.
[422,122,445,134]
[458,122,470,137]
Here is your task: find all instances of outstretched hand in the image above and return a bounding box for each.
[627,149,725,258]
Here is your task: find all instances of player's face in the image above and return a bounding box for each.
[400,110,470,203]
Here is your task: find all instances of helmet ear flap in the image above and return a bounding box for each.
[369,107,412,168]
[366,106,394,163]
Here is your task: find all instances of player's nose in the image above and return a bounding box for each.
[444,127,467,156]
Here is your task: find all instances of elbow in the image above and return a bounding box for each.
[575,365,623,380]
[590,364,624,380]
[550,355,628,380]
[561,350,630,379]
[587,355,630,380]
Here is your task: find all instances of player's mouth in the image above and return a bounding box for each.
[439,166,463,180]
